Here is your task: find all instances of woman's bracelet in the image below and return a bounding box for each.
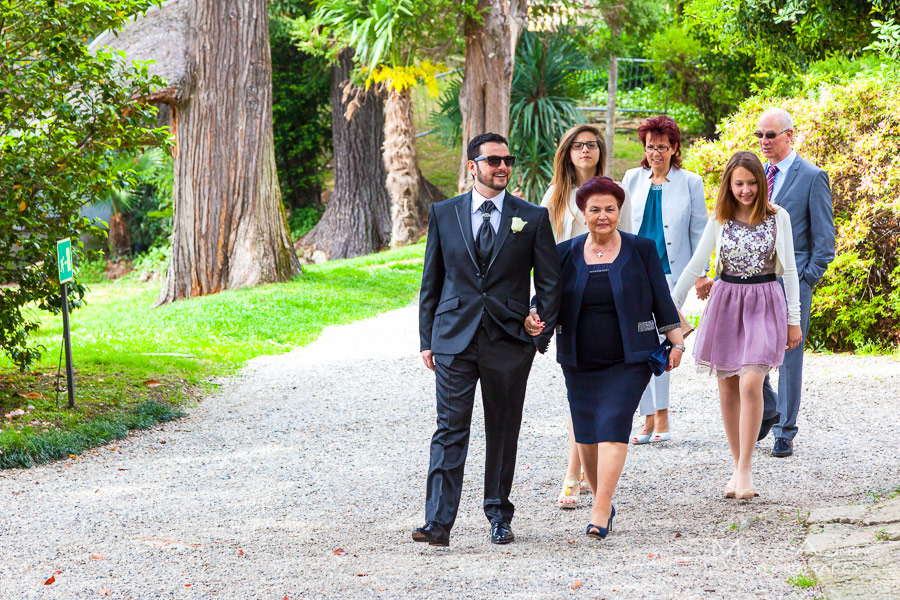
[672,344,686,352]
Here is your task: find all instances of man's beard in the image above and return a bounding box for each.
[475,167,508,192]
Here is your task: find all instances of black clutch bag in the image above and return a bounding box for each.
[648,340,672,376]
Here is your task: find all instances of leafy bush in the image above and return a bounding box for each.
[586,85,705,136]
[684,63,900,352]
[646,23,752,137]
[287,205,326,240]
[1,0,170,370]
[269,0,332,209]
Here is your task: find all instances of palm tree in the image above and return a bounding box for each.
[97,148,168,259]
[314,0,452,247]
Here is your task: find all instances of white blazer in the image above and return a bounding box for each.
[671,206,801,325]
[622,166,707,284]
[540,184,633,243]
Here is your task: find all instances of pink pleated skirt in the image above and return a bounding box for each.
[692,279,787,378]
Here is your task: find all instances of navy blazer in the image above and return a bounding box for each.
[555,232,681,368]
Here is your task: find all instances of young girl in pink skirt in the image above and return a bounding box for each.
[672,151,801,499]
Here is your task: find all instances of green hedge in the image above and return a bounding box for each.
[684,64,900,352]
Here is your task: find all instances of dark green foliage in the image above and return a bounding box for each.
[269,1,332,208]
[509,30,586,204]
[646,24,754,137]
[0,401,185,469]
[0,0,170,370]
[287,204,326,240]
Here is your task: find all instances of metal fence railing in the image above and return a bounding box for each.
[575,58,670,117]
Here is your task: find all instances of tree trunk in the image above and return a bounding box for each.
[156,0,300,306]
[301,48,391,259]
[108,212,132,259]
[457,0,527,193]
[605,56,618,178]
[383,88,423,247]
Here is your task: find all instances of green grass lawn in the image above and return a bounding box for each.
[0,241,427,467]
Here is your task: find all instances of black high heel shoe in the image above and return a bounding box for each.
[585,504,615,539]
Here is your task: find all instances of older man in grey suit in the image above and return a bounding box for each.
[754,107,835,457]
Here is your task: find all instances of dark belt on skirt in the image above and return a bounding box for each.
[720,273,777,284]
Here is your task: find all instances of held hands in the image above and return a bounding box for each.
[524,311,545,337]
[695,276,713,300]
[786,325,802,351]
[421,350,435,371]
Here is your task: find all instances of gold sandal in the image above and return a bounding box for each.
[558,479,580,509]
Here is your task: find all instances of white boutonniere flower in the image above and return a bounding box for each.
[510,217,527,232]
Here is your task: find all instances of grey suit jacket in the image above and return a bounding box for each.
[771,155,835,285]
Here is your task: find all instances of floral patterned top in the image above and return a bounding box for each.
[720,215,777,278]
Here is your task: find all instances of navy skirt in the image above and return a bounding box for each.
[563,362,652,444]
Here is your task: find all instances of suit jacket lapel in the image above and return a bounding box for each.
[486,194,517,274]
[454,192,478,270]
[774,157,801,205]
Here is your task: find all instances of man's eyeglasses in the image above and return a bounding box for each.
[753,128,791,139]
[644,145,670,154]
[473,155,517,167]
[571,141,600,150]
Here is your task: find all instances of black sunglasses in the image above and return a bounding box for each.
[473,155,516,167]
[753,128,790,139]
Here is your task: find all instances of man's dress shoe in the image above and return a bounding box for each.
[772,437,793,457]
[757,414,779,441]
[412,522,450,547]
[490,520,515,544]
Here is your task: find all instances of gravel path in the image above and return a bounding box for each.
[1,304,898,599]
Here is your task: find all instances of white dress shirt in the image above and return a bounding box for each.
[767,149,797,203]
[470,187,505,238]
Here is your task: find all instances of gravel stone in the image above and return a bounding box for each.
[1,303,898,599]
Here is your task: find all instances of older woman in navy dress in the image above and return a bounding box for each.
[528,177,685,538]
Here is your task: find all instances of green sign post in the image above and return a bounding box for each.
[56,238,76,408]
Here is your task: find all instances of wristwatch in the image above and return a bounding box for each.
[672,344,686,352]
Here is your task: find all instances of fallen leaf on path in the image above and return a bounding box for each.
[91,553,106,560]
[19,392,43,399]
[98,587,111,596]
[674,532,682,538]
[142,380,163,387]
[648,554,660,558]
[44,575,56,585]
[332,549,346,556]
[571,579,582,589]
[356,573,368,577]
[237,550,244,556]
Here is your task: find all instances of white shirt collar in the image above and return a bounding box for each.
[770,149,797,173]
[471,186,505,214]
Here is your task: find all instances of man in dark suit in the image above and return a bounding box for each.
[755,107,835,457]
[412,132,561,547]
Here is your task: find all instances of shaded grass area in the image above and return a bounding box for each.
[1,241,427,467]
[0,401,184,469]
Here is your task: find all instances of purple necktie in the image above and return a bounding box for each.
[767,164,779,202]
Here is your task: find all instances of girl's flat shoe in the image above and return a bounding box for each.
[558,479,580,509]
[649,431,671,443]
[631,432,653,444]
